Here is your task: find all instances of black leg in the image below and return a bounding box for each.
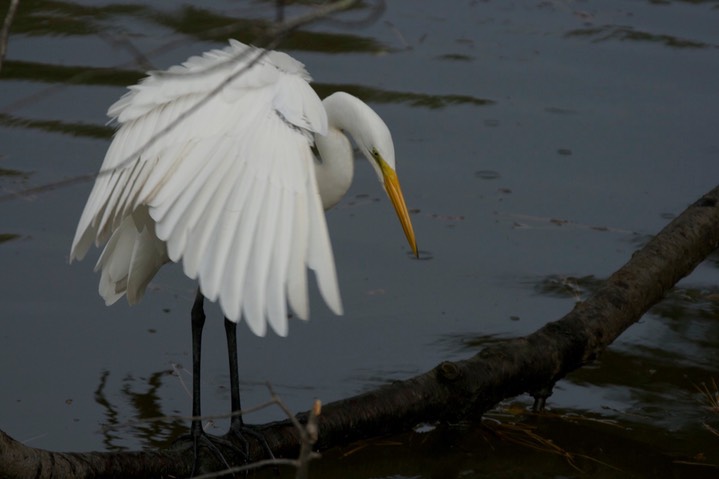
[224,317,244,432]
[185,290,272,475]
[189,289,237,477]
[191,288,206,436]
[190,288,206,468]
[223,318,275,463]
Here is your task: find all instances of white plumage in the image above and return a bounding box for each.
[71,39,417,338]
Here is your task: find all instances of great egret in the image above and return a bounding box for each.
[70,39,417,464]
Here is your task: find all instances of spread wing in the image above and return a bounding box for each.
[70,40,343,336]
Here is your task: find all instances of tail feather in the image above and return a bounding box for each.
[95,206,169,305]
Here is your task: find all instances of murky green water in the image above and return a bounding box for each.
[2,1,719,477]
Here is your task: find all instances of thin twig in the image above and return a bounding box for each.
[296,398,322,479]
[320,0,386,29]
[96,31,154,71]
[263,382,321,479]
[266,382,308,436]
[0,0,19,74]
[276,0,285,23]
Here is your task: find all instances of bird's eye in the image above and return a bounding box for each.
[369,148,382,167]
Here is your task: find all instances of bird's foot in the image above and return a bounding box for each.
[180,428,248,478]
[226,421,276,462]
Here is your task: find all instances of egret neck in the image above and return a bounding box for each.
[313,92,418,256]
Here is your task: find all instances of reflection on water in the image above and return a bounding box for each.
[94,369,185,451]
[316,83,493,109]
[0,112,113,139]
[0,232,21,243]
[566,25,714,49]
[152,4,388,53]
[1,60,142,87]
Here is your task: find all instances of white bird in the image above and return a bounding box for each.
[70,39,417,464]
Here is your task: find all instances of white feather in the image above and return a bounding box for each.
[71,39,407,337]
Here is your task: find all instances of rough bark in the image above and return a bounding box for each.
[2,185,718,479]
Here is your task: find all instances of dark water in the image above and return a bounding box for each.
[1,1,719,477]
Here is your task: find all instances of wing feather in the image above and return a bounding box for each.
[286,188,310,321]
[305,148,344,316]
[161,137,233,260]
[241,181,277,335]
[215,177,263,323]
[181,146,247,280]
[71,40,343,336]
[265,188,293,336]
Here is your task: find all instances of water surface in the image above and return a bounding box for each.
[1,0,718,476]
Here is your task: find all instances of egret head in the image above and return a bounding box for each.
[322,92,417,257]
[354,109,396,183]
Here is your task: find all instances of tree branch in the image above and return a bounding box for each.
[2,184,718,478]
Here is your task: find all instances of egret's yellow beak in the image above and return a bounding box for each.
[377,158,418,258]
